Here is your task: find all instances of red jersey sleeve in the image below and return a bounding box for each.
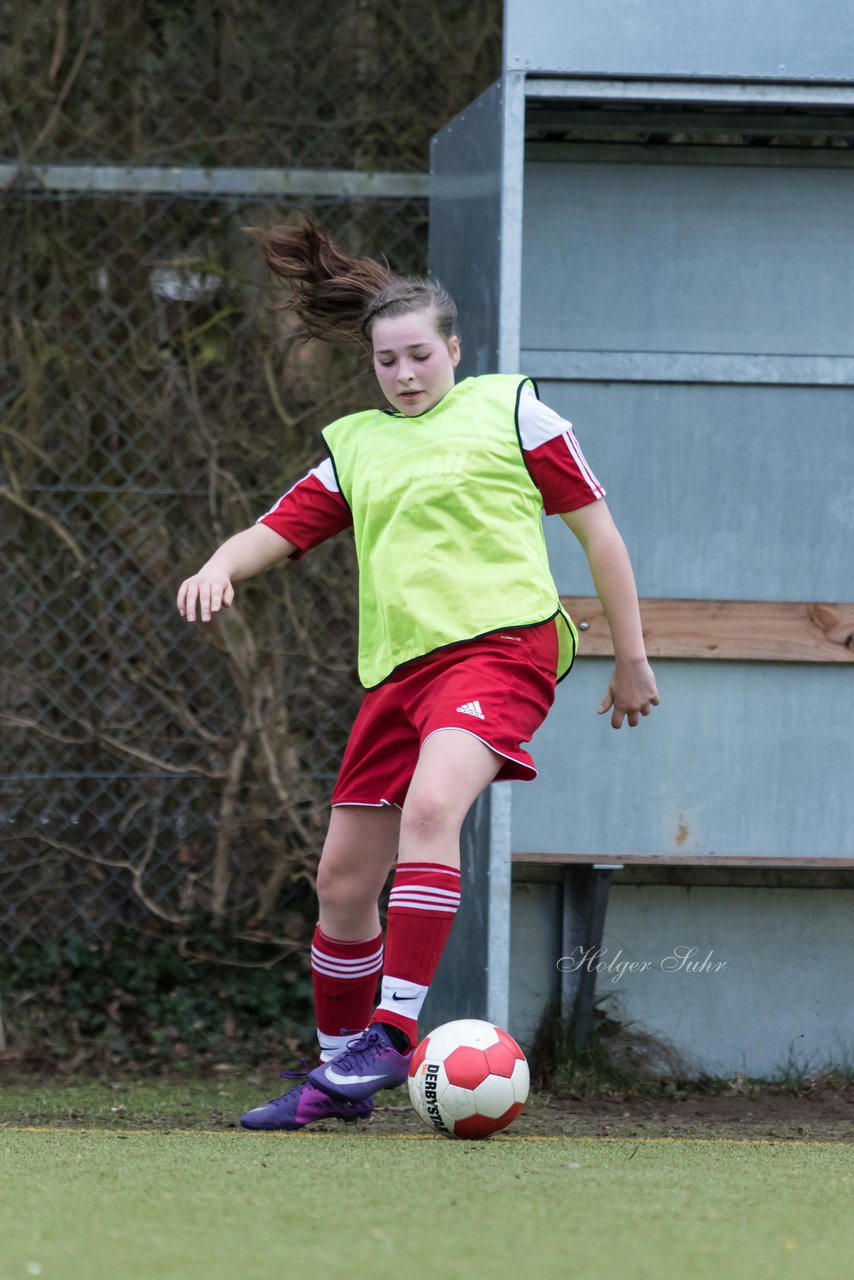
[518,385,606,515]
[257,456,352,559]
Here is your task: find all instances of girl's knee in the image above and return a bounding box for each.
[316,859,355,909]
[316,851,377,918]
[400,787,459,845]
[314,857,337,907]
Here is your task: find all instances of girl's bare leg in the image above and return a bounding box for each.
[306,729,505,1094]
[316,803,401,939]
[398,728,504,866]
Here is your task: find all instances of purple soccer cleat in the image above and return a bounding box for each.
[308,1024,413,1102]
[240,1068,374,1131]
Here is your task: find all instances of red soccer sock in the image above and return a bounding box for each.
[372,861,461,1048]
[311,926,384,1062]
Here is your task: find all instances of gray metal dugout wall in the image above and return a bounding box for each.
[422,0,854,1066]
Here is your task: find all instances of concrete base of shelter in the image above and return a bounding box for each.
[510,870,854,1080]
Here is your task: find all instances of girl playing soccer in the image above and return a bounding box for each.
[176,221,659,1130]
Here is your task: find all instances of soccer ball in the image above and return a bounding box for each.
[407,1019,529,1139]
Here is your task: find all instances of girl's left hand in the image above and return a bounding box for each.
[598,658,660,729]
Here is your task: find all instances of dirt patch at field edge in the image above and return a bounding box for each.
[2,1072,851,1141]
[370,1084,854,1142]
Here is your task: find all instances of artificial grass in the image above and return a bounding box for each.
[2,1127,852,1280]
[0,1075,252,1130]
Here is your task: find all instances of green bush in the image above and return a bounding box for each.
[0,925,315,1070]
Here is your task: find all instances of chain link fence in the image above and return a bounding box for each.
[1,0,499,171]
[1,1,501,955]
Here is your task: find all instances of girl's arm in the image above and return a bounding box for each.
[177,524,296,623]
[559,500,659,729]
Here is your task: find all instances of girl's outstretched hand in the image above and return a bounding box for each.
[175,525,296,623]
[176,569,235,623]
[598,658,660,729]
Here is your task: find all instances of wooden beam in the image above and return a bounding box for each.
[561,597,854,663]
[512,852,854,869]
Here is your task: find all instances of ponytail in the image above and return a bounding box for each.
[246,219,457,346]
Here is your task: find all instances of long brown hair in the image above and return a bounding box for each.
[246,219,457,346]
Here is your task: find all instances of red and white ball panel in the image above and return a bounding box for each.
[408,1019,530,1139]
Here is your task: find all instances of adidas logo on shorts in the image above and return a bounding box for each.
[456,700,485,720]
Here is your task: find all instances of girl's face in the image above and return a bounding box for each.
[371,309,461,416]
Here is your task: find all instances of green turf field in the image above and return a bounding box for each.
[2,1123,852,1280]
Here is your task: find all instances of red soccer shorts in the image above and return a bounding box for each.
[331,618,559,808]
